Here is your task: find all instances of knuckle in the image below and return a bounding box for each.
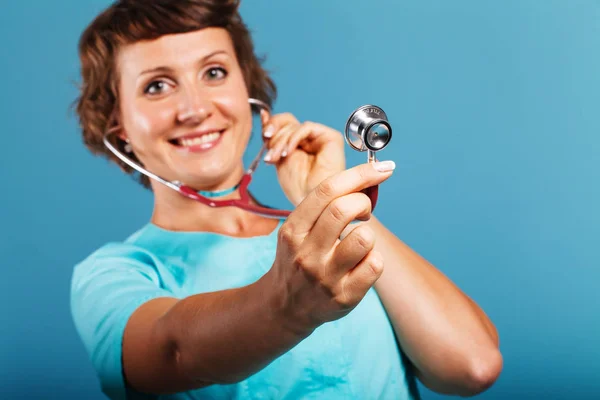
[334,294,354,309]
[277,224,295,245]
[367,253,384,277]
[303,121,320,131]
[315,179,336,200]
[354,225,375,251]
[333,280,357,308]
[333,131,345,144]
[280,123,295,134]
[292,250,310,269]
[357,193,372,213]
[294,252,325,281]
[281,112,297,122]
[328,197,352,223]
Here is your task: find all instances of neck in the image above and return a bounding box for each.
[149,172,279,237]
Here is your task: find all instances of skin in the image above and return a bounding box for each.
[114,27,502,396]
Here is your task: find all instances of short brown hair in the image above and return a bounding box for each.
[74,0,277,188]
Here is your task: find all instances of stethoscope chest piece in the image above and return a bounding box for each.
[345,105,392,154]
[344,104,393,212]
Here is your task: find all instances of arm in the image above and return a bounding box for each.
[260,113,502,395]
[343,217,502,396]
[122,272,309,394]
[123,163,394,395]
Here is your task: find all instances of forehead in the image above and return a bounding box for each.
[117,28,235,76]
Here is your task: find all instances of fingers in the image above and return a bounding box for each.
[262,113,298,163]
[303,192,372,253]
[265,117,342,164]
[337,250,383,306]
[287,161,396,234]
[262,112,297,140]
[264,123,298,163]
[286,122,342,156]
[329,223,376,278]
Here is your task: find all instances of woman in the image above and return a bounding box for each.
[71,1,502,399]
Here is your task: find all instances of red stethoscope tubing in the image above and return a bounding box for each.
[178,173,379,217]
[178,173,292,218]
[102,97,380,218]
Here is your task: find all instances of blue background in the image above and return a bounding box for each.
[1,0,598,399]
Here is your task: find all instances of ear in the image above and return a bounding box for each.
[108,111,127,142]
[117,130,128,142]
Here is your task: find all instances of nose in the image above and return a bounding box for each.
[176,85,214,125]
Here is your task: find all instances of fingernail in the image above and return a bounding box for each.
[264,126,274,138]
[374,161,395,172]
[264,150,272,162]
[281,149,288,158]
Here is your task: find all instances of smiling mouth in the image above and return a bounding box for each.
[169,130,224,149]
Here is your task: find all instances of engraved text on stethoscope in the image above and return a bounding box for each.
[364,108,381,115]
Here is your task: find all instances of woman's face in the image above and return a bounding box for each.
[116,28,253,190]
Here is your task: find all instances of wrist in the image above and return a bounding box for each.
[258,268,316,339]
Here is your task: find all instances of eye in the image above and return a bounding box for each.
[144,80,173,96]
[205,67,227,81]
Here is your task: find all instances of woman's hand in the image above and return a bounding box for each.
[266,161,396,333]
[261,112,346,206]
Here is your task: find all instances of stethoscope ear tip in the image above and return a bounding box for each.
[249,98,271,114]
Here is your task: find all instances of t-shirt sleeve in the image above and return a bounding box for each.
[70,243,174,400]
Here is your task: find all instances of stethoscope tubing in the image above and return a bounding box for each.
[101,98,383,217]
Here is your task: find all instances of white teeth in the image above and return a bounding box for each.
[177,132,221,147]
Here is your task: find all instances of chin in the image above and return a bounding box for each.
[163,137,247,190]
[180,164,243,191]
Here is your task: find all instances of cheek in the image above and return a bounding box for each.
[123,101,173,141]
[217,75,253,139]
[237,107,253,139]
[130,111,152,135]
[233,108,253,152]
[216,98,253,140]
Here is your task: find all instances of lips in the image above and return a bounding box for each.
[170,130,225,153]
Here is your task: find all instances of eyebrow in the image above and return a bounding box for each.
[138,50,228,77]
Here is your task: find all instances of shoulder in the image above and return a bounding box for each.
[72,242,158,284]
[69,236,173,400]
[72,225,161,282]
[69,225,174,317]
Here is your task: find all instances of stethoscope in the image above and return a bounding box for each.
[103,98,392,219]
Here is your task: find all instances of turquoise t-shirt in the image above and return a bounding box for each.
[71,219,420,400]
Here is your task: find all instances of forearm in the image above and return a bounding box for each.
[155,270,311,391]
[350,217,502,396]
